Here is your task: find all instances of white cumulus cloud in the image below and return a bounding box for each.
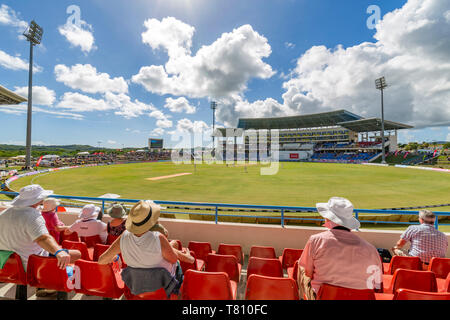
[0,50,42,72]
[54,64,128,94]
[164,97,196,114]
[14,86,56,106]
[0,4,28,35]
[58,18,96,53]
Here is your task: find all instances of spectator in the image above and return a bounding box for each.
[41,198,69,244]
[106,203,127,238]
[392,210,448,265]
[298,197,382,299]
[98,200,194,298]
[66,204,108,244]
[0,185,81,296]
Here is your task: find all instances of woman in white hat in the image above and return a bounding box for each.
[297,197,383,299]
[98,200,194,298]
[66,204,108,244]
[41,198,69,244]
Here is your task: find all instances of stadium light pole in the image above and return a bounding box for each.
[23,21,43,169]
[211,101,217,150]
[375,76,388,164]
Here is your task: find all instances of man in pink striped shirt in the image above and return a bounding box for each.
[298,197,382,297]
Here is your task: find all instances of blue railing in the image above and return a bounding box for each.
[1,191,449,230]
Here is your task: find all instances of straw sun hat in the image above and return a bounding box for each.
[316,197,360,230]
[126,200,161,235]
[42,198,60,212]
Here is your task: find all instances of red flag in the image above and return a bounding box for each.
[36,156,44,167]
[433,149,438,157]
[403,152,409,159]
[395,150,399,156]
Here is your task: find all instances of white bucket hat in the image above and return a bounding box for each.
[316,197,360,230]
[42,198,60,212]
[10,184,53,207]
[79,204,100,220]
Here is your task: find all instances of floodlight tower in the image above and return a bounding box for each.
[211,101,217,150]
[23,21,43,169]
[375,76,388,164]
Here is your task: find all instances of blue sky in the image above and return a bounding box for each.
[0,0,449,148]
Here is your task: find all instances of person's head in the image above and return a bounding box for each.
[106,203,127,220]
[79,204,101,220]
[418,209,435,225]
[10,184,53,208]
[42,198,60,212]
[316,197,360,230]
[126,200,161,236]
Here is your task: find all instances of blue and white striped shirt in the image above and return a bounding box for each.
[401,224,448,263]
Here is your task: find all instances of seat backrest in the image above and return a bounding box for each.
[245,274,299,300]
[0,252,27,285]
[123,286,168,300]
[316,283,376,300]
[290,260,299,280]
[74,259,123,299]
[56,206,66,212]
[391,269,438,295]
[395,288,450,300]
[280,248,303,269]
[26,255,72,292]
[250,246,276,259]
[182,270,234,300]
[62,240,91,261]
[180,250,199,273]
[93,243,111,261]
[217,244,244,264]
[188,241,213,261]
[428,257,450,279]
[444,273,450,293]
[106,234,119,245]
[59,231,79,244]
[80,235,103,248]
[206,253,240,282]
[247,257,283,279]
[388,256,422,275]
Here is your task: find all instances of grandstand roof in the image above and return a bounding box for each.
[237,109,363,130]
[0,85,27,105]
[337,118,414,132]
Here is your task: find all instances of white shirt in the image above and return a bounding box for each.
[69,219,108,243]
[0,206,49,269]
[120,230,176,276]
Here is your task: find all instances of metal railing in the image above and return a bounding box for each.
[1,191,449,231]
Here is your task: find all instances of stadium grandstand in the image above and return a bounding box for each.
[0,85,27,105]
[214,109,413,163]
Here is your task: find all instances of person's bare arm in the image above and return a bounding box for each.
[55,225,69,232]
[159,234,178,264]
[394,238,407,249]
[35,234,70,269]
[98,236,122,264]
[174,247,195,264]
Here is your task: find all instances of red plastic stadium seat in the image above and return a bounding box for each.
[245,274,299,300]
[62,240,93,261]
[279,248,303,269]
[384,256,422,275]
[179,251,205,273]
[316,283,376,300]
[206,253,241,283]
[80,235,103,248]
[217,244,244,265]
[181,270,237,300]
[93,243,110,261]
[74,259,124,299]
[428,257,450,279]
[250,246,276,259]
[382,269,437,295]
[188,241,215,263]
[438,273,450,293]
[247,257,283,279]
[106,234,119,245]
[26,255,73,295]
[0,252,27,300]
[59,231,79,244]
[394,288,450,300]
[287,260,299,280]
[123,286,176,300]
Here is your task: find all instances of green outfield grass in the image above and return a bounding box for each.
[6,161,450,210]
